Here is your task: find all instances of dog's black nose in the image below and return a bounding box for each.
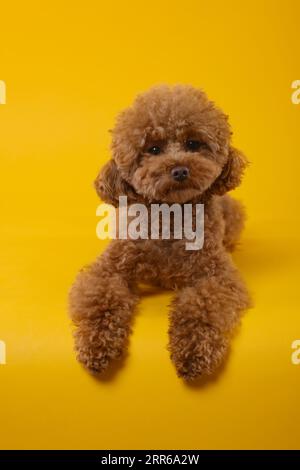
[171,166,190,182]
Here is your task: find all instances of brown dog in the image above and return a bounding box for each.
[69,85,250,381]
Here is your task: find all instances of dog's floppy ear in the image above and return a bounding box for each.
[210,146,248,195]
[94,159,138,206]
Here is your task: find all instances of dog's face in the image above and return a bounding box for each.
[96,85,247,205]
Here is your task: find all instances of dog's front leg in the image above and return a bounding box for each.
[168,254,250,381]
[69,241,139,374]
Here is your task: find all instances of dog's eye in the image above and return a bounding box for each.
[148,145,161,155]
[185,140,206,152]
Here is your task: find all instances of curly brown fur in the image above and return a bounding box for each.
[221,195,246,251]
[69,85,250,381]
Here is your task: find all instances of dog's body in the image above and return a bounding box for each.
[69,85,250,381]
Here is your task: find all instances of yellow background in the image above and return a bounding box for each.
[1,0,300,450]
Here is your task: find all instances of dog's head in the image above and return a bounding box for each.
[95,85,247,205]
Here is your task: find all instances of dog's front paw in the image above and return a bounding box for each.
[74,315,130,374]
[169,325,228,381]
